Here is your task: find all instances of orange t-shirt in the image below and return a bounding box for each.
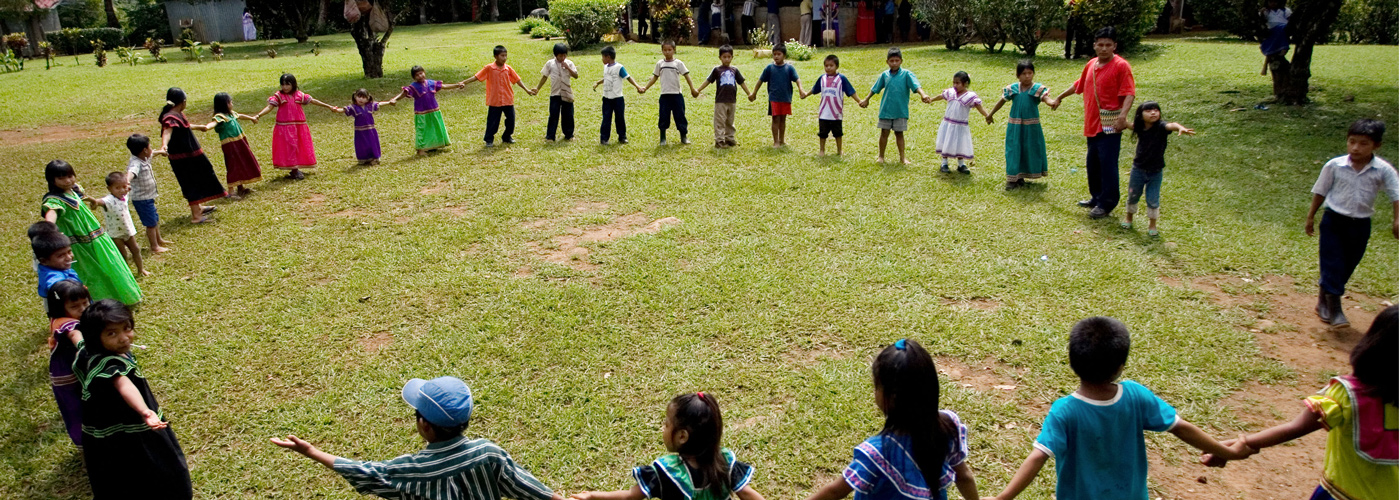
[1072,54,1136,137]
[475,63,522,107]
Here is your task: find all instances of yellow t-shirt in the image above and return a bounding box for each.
[1305,381,1398,500]
[800,0,812,15]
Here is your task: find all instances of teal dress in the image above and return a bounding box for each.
[1003,82,1049,182]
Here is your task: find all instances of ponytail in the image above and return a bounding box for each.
[873,339,951,485]
[670,392,730,497]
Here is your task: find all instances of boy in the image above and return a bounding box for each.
[985,317,1254,500]
[640,40,696,145]
[692,45,751,148]
[1305,118,1399,327]
[802,54,861,156]
[860,48,930,164]
[534,43,579,142]
[749,44,805,147]
[594,45,643,145]
[87,172,149,276]
[33,229,79,301]
[466,45,537,147]
[272,376,566,500]
[125,134,169,253]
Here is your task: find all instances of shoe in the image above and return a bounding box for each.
[502,138,515,144]
[1005,182,1019,191]
[1315,288,1332,321]
[601,140,609,145]
[1088,207,1108,219]
[680,135,691,145]
[484,141,496,147]
[1325,293,1350,327]
[201,206,217,214]
[957,164,970,174]
[1077,199,1094,208]
[545,138,556,142]
[1147,229,1159,237]
[940,164,951,174]
[660,138,668,146]
[619,137,628,144]
[1120,221,1133,229]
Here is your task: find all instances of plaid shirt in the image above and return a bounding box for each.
[332,437,556,500]
[126,155,158,200]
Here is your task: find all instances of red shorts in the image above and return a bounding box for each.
[768,101,792,116]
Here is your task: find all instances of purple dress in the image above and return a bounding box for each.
[344,102,382,161]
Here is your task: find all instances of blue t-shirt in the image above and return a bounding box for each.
[759,63,800,103]
[37,264,81,298]
[1034,380,1180,500]
[843,410,968,500]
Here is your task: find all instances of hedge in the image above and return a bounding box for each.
[548,0,625,48]
[48,27,124,55]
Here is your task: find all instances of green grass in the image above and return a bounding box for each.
[0,22,1396,498]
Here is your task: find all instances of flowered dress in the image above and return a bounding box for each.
[41,189,141,305]
[161,111,228,205]
[344,102,382,161]
[268,90,318,169]
[402,80,452,152]
[1003,82,1049,182]
[935,88,980,160]
[49,317,82,448]
[212,113,263,187]
[75,341,192,499]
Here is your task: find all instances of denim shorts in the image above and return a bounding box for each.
[131,198,158,227]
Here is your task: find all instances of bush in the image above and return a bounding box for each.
[914,0,974,50]
[1003,0,1064,56]
[548,0,625,48]
[970,0,1008,53]
[1334,0,1399,44]
[781,39,814,60]
[531,23,564,38]
[59,0,105,29]
[519,17,552,34]
[49,27,124,55]
[650,0,695,44]
[1070,0,1167,50]
[121,0,172,45]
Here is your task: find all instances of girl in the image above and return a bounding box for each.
[929,71,991,174]
[569,392,767,500]
[252,73,337,180]
[206,92,263,199]
[1123,102,1194,236]
[803,339,980,500]
[46,279,88,449]
[986,60,1057,191]
[75,299,193,499]
[41,160,142,305]
[1259,0,1291,75]
[1204,306,1397,500]
[156,87,227,222]
[340,88,396,165]
[391,66,466,154]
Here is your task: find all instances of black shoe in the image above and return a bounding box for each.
[502,138,515,144]
[957,164,970,174]
[1316,288,1332,321]
[484,141,496,147]
[940,164,951,174]
[1005,182,1019,191]
[619,138,628,144]
[1326,293,1350,327]
[1088,207,1108,219]
[680,135,691,145]
[1077,199,1094,208]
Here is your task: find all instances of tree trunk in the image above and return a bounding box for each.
[418,3,426,23]
[489,0,499,21]
[350,1,394,78]
[103,0,120,28]
[451,0,460,22]
[1272,0,1344,104]
[317,0,329,31]
[26,13,46,55]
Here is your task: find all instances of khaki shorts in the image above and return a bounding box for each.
[877,118,908,131]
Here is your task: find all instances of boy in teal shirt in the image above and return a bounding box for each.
[860,48,931,165]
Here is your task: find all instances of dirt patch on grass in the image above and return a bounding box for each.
[419,181,450,195]
[435,204,472,217]
[306,193,327,204]
[936,356,1025,396]
[327,208,373,218]
[524,209,682,272]
[785,341,852,367]
[361,331,392,353]
[939,297,1003,312]
[0,116,149,147]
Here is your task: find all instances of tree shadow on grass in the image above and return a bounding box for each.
[0,330,92,498]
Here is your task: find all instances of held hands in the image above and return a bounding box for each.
[858,98,869,108]
[142,409,168,430]
[747,93,756,102]
[1050,100,1061,111]
[567,492,598,500]
[985,115,995,124]
[1200,435,1257,467]
[1113,115,1129,132]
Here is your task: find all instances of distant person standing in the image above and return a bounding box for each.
[800,0,813,46]
[767,0,781,46]
[896,0,911,42]
[242,8,256,41]
[1054,27,1135,219]
[1258,0,1291,75]
[741,0,757,43]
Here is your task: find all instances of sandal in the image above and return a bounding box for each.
[1120,221,1133,229]
[1147,229,1160,237]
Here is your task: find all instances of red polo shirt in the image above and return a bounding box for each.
[1072,54,1136,137]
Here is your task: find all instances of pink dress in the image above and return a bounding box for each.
[268,90,317,169]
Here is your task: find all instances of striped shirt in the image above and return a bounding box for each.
[127,154,158,200]
[332,437,557,500]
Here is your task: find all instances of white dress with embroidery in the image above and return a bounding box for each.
[935,88,981,160]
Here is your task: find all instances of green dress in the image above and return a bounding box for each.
[1003,82,1050,182]
[42,189,142,305]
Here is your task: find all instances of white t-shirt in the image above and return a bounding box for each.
[653,59,689,95]
[601,62,630,99]
[100,194,137,240]
[743,0,755,16]
[1265,7,1290,28]
[541,58,578,99]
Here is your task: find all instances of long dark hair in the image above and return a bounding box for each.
[77,299,135,355]
[669,392,729,497]
[1352,305,1397,405]
[159,87,186,122]
[873,339,952,484]
[44,159,78,196]
[1131,101,1162,141]
[280,73,298,93]
[46,279,89,320]
[213,92,233,116]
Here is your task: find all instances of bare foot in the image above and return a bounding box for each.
[818,151,826,156]
[151,246,170,253]
[902,158,912,165]
[158,238,173,246]
[139,269,152,276]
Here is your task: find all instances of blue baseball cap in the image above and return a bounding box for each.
[402,377,474,428]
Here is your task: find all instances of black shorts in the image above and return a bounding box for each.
[818,119,843,138]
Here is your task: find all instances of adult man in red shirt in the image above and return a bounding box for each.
[1055,26,1136,219]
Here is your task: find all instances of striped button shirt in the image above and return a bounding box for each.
[1311,154,1400,219]
[332,437,557,500]
[127,155,158,200]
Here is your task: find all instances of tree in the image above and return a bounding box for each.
[103,0,118,28]
[0,0,59,54]
[249,0,320,42]
[1002,0,1063,56]
[1263,0,1345,104]
[914,0,974,50]
[347,0,411,78]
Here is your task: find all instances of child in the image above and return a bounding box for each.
[74,299,192,498]
[340,88,395,165]
[466,46,537,147]
[984,317,1254,500]
[155,87,227,220]
[534,43,580,142]
[928,71,990,174]
[692,44,751,148]
[45,279,88,449]
[640,40,696,145]
[271,376,566,500]
[750,44,806,147]
[861,48,931,164]
[41,160,142,305]
[1122,102,1194,236]
[88,172,149,276]
[33,229,79,301]
[207,92,263,198]
[1259,0,1291,75]
[569,392,768,500]
[251,73,338,179]
[802,339,981,500]
[803,54,861,156]
[594,45,643,145]
[125,134,169,253]
[986,60,1056,190]
[1202,306,1397,500]
[1306,119,1399,327]
[392,65,467,153]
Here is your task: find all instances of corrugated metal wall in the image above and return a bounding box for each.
[164,0,248,43]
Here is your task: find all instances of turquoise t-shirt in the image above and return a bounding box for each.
[1033,380,1179,500]
[869,68,921,120]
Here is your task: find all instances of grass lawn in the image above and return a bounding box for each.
[0,22,1396,499]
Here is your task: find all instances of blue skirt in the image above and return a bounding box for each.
[1261,25,1289,55]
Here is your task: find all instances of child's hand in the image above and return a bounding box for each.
[1046,98,1058,108]
[568,492,597,500]
[985,115,994,124]
[1305,216,1315,236]
[249,116,259,124]
[47,335,57,350]
[141,409,167,430]
[270,434,317,455]
[691,90,700,98]
[1177,127,1196,136]
[747,93,756,102]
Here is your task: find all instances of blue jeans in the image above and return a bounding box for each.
[1318,208,1371,295]
[1085,132,1122,213]
[1126,167,1162,217]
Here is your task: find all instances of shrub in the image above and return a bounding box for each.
[650,0,695,44]
[4,32,28,54]
[144,37,167,62]
[747,25,772,46]
[121,0,172,45]
[531,23,564,38]
[1192,0,1253,39]
[781,39,815,60]
[970,0,1008,53]
[1003,0,1064,56]
[914,0,974,50]
[1334,0,1399,44]
[549,0,625,48]
[92,39,107,67]
[50,27,123,55]
[1070,0,1167,50]
[1,47,21,73]
[59,0,105,29]
[519,16,552,34]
